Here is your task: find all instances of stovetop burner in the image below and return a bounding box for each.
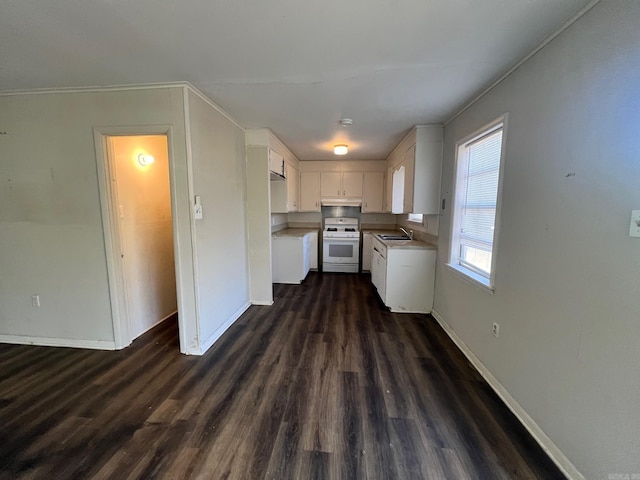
[345,228,356,232]
[327,227,338,232]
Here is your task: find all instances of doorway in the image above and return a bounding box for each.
[97,130,180,349]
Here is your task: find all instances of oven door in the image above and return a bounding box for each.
[323,238,359,264]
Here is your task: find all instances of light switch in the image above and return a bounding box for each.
[194,204,203,220]
[194,195,203,220]
[630,210,640,238]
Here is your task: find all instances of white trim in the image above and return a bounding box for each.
[445,263,495,295]
[0,82,188,96]
[244,128,300,165]
[182,86,202,353]
[0,335,116,351]
[197,301,251,355]
[448,114,508,291]
[445,0,602,125]
[183,84,244,131]
[251,300,275,306]
[93,125,189,353]
[0,81,245,132]
[135,310,178,338]
[430,309,585,480]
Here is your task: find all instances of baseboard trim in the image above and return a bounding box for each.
[251,300,274,306]
[430,309,584,480]
[0,334,116,351]
[135,310,178,338]
[198,301,251,355]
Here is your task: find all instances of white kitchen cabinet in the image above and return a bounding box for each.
[272,232,314,284]
[362,172,385,212]
[300,172,321,211]
[268,149,285,177]
[320,172,363,198]
[342,172,363,197]
[385,165,394,213]
[371,247,387,302]
[285,162,299,211]
[362,233,373,272]
[370,236,436,313]
[388,125,442,214]
[308,231,318,270]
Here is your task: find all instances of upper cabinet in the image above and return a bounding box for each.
[299,172,320,211]
[387,125,443,215]
[362,172,384,213]
[285,162,299,211]
[320,172,363,198]
[268,149,285,178]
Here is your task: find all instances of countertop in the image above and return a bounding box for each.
[363,229,437,251]
[272,228,319,238]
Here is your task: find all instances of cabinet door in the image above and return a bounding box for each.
[286,163,299,211]
[362,172,384,212]
[403,145,416,213]
[320,172,342,197]
[308,231,318,269]
[385,166,394,212]
[299,172,320,211]
[342,172,363,197]
[362,233,373,272]
[378,255,387,302]
[371,250,380,290]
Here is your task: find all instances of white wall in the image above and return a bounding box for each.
[110,135,177,340]
[186,90,250,352]
[0,87,194,349]
[434,2,640,478]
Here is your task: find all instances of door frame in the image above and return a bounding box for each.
[94,125,188,351]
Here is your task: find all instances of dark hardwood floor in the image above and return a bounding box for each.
[0,272,564,479]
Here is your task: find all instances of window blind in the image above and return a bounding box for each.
[459,128,503,276]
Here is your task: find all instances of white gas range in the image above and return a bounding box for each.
[323,217,360,273]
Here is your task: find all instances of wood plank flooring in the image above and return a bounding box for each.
[0,272,564,479]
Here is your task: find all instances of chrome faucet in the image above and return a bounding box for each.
[400,227,414,240]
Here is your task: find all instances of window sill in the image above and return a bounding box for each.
[445,263,495,295]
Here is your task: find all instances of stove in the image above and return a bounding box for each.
[323,218,360,238]
[323,218,360,273]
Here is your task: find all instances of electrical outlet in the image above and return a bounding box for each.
[492,322,499,338]
[32,294,40,307]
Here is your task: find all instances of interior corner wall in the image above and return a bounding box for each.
[186,90,250,353]
[0,87,194,349]
[434,2,640,478]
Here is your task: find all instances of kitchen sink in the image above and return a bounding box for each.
[378,234,410,240]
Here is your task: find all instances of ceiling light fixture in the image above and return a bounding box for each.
[340,118,353,127]
[334,144,348,155]
[137,154,155,166]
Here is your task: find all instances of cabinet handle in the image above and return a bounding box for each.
[338,190,340,195]
[315,202,318,207]
[343,190,346,196]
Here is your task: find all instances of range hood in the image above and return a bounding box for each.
[321,198,362,207]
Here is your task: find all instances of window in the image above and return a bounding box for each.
[448,116,506,291]
[407,213,423,224]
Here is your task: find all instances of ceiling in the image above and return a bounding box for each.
[0,0,592,160]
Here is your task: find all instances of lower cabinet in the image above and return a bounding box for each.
[308,231,318,270]
[272,231,318,284]
[362,233,373,272]
[370,237,436,313]
[371,247,387,302]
